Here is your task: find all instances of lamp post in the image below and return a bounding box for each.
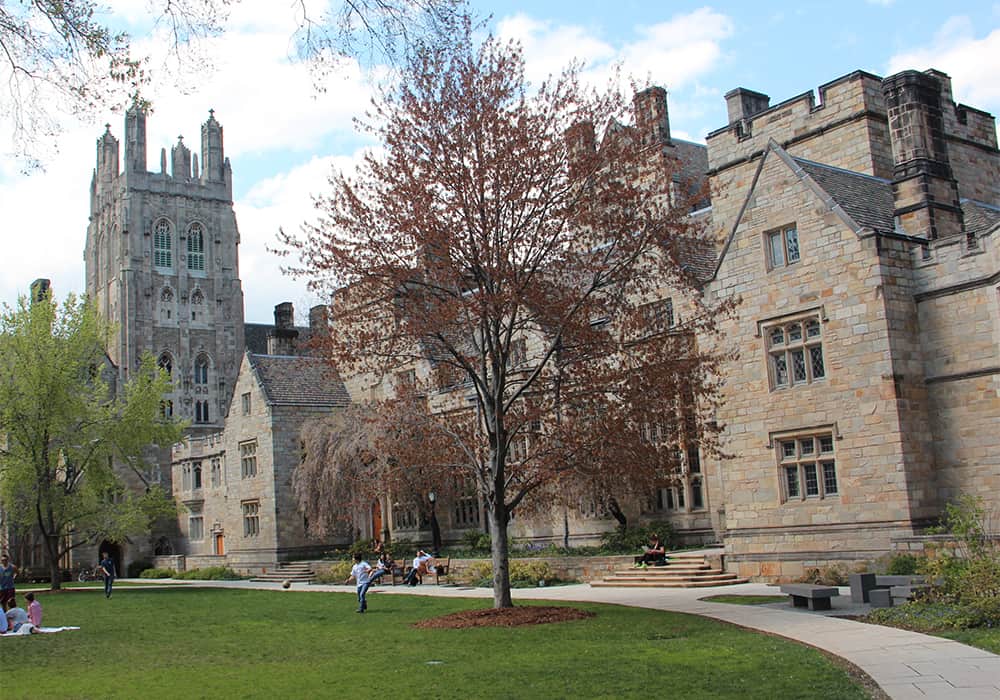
[428,491,441,557]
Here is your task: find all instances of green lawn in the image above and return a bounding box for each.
[17,581,186,592]
[2,588,871,699]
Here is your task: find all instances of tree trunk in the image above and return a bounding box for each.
[607,497,627,531]
[563,507,570,549]
[489,500,513,609]
[44,534,63,591]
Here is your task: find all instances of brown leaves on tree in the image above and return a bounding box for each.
[280,20,736,607]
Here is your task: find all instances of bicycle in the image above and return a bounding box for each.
[76,567,99,583]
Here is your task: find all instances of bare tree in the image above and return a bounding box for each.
[0,0,465,170]
[279,23,734,608]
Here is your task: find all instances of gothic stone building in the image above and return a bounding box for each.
[84,66,1000,580]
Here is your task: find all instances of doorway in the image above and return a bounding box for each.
[214,532,225,556]
[97,541,122,577]
[371,500,383,541]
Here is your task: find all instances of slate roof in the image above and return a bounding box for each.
[247,353,350,408]
[793,157,896,234]
[961,199,1000,237]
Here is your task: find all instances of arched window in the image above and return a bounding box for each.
[194,354,209,385]
[187,223,205,271]
[157,353,173,378]
[160,400,173,418]
[153,219,172,268]
[195,400,210,423]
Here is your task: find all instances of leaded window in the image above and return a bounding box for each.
[187,223,205,271]
[767,225,800,268]
[767,316,825,390]
[154,220,172,268]
[778,433,839,502]
[240,440,258,478]
[194,355,209,385]
[242,501,260,537]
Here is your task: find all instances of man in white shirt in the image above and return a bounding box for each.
[345,554,373,613]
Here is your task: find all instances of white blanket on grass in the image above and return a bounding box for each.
[1,625,80,636]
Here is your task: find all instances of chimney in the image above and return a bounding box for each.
[309,304,329,336]
[266,302,298,355]
[725,88,770,124]
[882,70,964,240]
[633,86,671,147]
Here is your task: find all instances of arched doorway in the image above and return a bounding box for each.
[371,500,383,541]
[98,541,123,577]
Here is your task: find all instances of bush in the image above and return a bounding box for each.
[139,567,176,579]
[313,560,353,584]
[127,559,153,578]
[348,538,374,559]
[599,521,676,554]
[886,553,922,576]
[458,560,493,586]
[510,560,557,586]
[798,564,849,586]
[461,530,492,553]
[175,566,242,580]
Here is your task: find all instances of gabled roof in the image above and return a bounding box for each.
[791,158,895,235]
[962,199,1000,237]
[712,140,910,281]
[246,353,350,408]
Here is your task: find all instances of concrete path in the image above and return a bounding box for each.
[127,578,1000,699]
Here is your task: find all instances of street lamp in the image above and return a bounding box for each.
[428,491,441,557]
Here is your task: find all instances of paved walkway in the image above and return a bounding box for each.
[133,578,1000,699]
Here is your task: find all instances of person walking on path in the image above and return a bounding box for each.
[98,551,116,599]
[0,554,17,609]
[345,554,373,613]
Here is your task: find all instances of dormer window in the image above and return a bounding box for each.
[766,225,800,269]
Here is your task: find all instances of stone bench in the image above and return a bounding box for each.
[779,584,839,611]
[849,573,926,603]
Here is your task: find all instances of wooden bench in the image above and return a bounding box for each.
[432,558,451,585]
[779,584,839,611]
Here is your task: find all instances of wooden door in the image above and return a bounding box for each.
[371,501,383,540]
[214,533,225,556]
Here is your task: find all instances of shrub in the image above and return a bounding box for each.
[886,553,922,576]
[139,567,176,579]
[461,531,492,552]
[175,566,242,580]
[798,564,849,586]
[600,521,676,554]
[314,560,353,584]
[458,560,493,586]
[127,559,153,578]
[348,538,374,558]
[510,560,557,585]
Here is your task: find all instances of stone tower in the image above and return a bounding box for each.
[84,106,246,441]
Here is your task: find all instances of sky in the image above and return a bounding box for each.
[1,0,999,323]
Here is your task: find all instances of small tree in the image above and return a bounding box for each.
[281,24,733,608]
[0,291,182,589]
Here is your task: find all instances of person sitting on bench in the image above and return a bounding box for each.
[402,550,434,586]
[637,534,667,567]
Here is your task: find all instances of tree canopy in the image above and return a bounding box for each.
[0,0,465,169]
[281,24,734,608]
[0,289,182,588]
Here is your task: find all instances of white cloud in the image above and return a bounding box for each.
[888,16,1000,113]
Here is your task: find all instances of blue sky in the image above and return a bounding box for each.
[1,0,998,322]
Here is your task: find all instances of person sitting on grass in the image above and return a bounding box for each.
[4,599,38,634]
[636,534,667,567]
[26,593,42,627]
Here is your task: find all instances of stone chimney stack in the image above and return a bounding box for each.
[725,88,770,124]
[882,70,964,240]
[267,302,299,355]
[633,86,671,147]
[309,304,329,336]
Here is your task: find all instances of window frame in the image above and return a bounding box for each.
[187,222,206,271]
[765,224,800,270]
[764,314,826,391]
[777,432,839,503]
[240,440,258,478]
[242,501,260,538]
[153,219,172,269]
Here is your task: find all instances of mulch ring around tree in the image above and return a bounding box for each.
[413,606,595,629]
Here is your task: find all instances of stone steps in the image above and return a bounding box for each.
[251,563,317,583]
[590,555,748,589]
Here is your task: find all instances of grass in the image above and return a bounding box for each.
[934,628,1000,655]
[17,581,186,592]
[862,602,1000,655]
[0,587,872,699]
[699,594,787,605]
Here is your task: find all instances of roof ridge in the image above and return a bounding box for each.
[792,156,892,184]
[961,198,1000,213]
